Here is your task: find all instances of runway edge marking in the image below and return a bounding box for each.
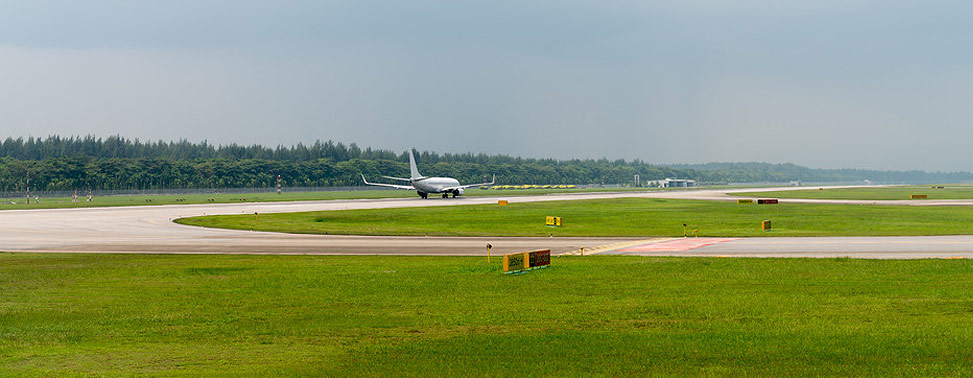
[559,238,679,256]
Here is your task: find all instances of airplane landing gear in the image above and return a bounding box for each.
[418,192,428,199]
[442,193,449,198]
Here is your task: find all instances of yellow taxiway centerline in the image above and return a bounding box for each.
[559,238,680,256]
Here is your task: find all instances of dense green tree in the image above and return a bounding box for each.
[1,136,971,192]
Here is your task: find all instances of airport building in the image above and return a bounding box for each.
[660,178,697,188]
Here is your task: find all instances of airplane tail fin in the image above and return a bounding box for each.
[409,150,422,179]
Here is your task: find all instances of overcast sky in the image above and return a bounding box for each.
[1,1,972,170]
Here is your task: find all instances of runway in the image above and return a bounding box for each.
[4,186,973,258]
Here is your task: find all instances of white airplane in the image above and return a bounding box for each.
[361,150,495,198]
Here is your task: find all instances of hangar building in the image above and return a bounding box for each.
[661,178,697,188]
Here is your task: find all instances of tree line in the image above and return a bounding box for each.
[669,162,973,186]
[0,157,686,192]
[0,136,970,192]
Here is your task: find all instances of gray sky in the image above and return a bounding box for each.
[2,1,972,170]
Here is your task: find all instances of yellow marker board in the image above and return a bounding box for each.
[910,194,927,199]
[503,253,524,272]
[737,199,753,204]
[498,200,508,206]
[545,216,563,227]
[762,220,772,231]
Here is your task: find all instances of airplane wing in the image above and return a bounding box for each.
[382,175,412,182]
[441,174,496,192]
[361,174,415,190]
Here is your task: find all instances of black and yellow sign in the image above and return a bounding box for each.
[504,249,551,274]
[530,250,551,267]
[545,216,562,227]
[504,252,525,272]
[762,220,772,231]
[737,199,754,204]
[910,194,927,199]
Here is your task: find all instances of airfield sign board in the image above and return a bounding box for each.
[503,249,551,274]
[530,250,551,267]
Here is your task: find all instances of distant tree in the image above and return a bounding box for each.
[1,135,970,192]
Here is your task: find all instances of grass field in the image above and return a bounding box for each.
[178,197,973,237]
[732,185,973,201]
[0,187,658,211]
[3,253,973,376]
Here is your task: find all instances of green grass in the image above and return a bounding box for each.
[0,187,658,211]
[0,189,415,210]
[733,185,973,200]
[178,197,973,237]
[3,254,973,376]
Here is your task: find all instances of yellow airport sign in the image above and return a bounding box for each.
[545,216,562,227]
[910,194,928,199]
[503,252,525,272]
[737,199,754,204]
[503,249,551,274]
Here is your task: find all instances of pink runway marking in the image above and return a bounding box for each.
[618,238,740,252]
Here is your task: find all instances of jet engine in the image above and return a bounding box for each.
[454,188,465,196]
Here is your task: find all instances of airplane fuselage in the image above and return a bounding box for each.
[412,177,462,195]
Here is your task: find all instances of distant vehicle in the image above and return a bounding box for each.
[361,150,495,199]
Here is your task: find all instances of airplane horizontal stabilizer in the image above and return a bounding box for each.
[361,174,416,190]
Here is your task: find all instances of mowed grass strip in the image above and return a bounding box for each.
[3,254,973,376]
[178,197,973,237]
[0,189,416,210]
[0,187,657,211]
[733,185,973,201]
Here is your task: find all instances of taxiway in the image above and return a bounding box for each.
[4,186,973,258]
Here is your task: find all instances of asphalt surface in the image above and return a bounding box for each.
[4,186,973,258]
